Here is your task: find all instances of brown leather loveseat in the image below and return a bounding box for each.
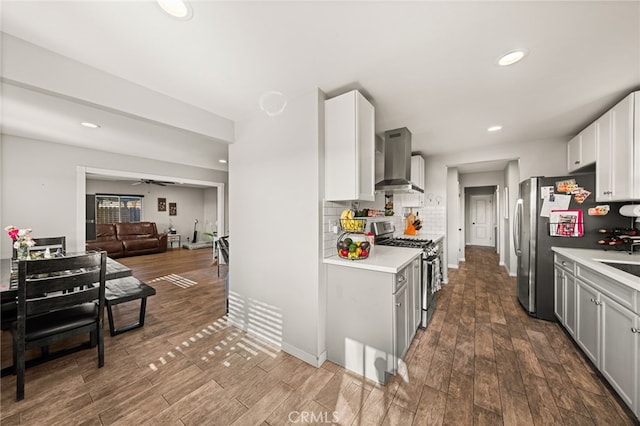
[86,222,168,258]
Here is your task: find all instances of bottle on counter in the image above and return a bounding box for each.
[366,232,375,254]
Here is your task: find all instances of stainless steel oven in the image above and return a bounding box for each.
[372,221,441,328]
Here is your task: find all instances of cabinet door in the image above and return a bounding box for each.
[609,93,635,201]
[581,122,597,167]
[567,134,582,173]
[411,155,424,190]
[596,110,613,201]
[356,92,375,201]
[565,273,577,337]
[394,284,409,362]
[325,90,375,202]
[601,294,637,410]
[576,279,600,366]
[412,259,422,330]
[554,266,565,323]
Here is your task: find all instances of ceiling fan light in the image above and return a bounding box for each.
[497,49,528,66]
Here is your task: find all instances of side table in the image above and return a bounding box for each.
[167,234,181,248]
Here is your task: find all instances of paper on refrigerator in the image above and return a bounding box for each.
[540,193,571,217]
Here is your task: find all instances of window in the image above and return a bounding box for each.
[96,195,143,224]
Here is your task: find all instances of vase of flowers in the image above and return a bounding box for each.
[5,225,35,260]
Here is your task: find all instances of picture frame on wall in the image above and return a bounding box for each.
[158,197,166,212]
[169,202,177,216]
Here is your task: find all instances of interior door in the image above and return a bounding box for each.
[469,195,493,246]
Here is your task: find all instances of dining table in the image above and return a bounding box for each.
[0,253,134,376]
[1,254,132,297]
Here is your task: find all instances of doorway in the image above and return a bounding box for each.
[75,166,225,258]
[469,194,494,247]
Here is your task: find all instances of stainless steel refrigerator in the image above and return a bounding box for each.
[514,173,629,321]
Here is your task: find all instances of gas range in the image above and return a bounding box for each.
[372,221,439,257]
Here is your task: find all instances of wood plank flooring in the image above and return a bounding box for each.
[1,246,637,425]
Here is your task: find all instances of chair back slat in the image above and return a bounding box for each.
[21,253,102,275]
[25,269,101,297]
[26,287,100,317]
[17,252,107,317]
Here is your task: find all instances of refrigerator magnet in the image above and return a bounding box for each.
[573,188,591,204]
[588,205,610,216]
[556,178,577,193]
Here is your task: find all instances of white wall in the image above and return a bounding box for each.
[228,88,326,366]
[446,168,460,267]
[0,134,227,258]
[86,179,212,241]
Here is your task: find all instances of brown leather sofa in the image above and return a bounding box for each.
[86,222,167,258]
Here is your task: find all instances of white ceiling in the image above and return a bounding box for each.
[2,1,639,171]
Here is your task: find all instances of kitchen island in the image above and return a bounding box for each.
[551,247,640,420]
[323,245,423,384]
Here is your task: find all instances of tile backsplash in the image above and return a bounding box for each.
[322,200,446,258]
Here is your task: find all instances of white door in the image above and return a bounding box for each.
[469,195,493,246]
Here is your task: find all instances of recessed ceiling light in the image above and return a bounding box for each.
[487,125,503,132]
[219,159,227,164]
[157,0,192,20]
[81,122,100,129]
[497,49,528,66]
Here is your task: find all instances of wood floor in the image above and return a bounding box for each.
[0,246,637,425]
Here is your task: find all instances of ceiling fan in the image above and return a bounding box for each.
[132,179,175,187]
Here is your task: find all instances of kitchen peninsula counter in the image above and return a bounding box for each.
[323,245,422,273]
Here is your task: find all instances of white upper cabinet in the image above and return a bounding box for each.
[596,92,639,201]
[398,155,425,207]
[567,122,597,173]
[324,90,375,201]
[411,155,425,190]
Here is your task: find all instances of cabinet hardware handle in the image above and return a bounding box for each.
[398,276,406,283]
[595,301,602,306]
[590,298,595,303]
[396,302,401,307]
[575,160,580,164]
[561,261,567,266]
[631,328,639,333]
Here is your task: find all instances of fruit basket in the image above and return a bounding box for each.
[339,208,367,232]
[340,218,367,233]
[337,234,371,260]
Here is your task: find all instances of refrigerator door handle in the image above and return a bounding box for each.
[513,199,523,256]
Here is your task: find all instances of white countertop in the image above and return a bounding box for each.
[551,247,640,291]
[323,245,423,274]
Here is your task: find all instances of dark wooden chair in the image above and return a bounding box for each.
[11,251,107,400]
[3,237,67,332]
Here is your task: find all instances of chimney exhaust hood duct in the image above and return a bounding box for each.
[375,127,424,194]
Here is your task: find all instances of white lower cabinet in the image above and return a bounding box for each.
[554,252,640,419]
[411,258,422,331]
[601,293,638,411]
[394,282,408,363]
[326,255,421,384]
[565,274,577,337]
[576,278,600,366]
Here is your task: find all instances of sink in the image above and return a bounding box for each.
[601,262,640,278]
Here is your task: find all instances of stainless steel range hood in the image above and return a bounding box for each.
[375,127,424,194]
